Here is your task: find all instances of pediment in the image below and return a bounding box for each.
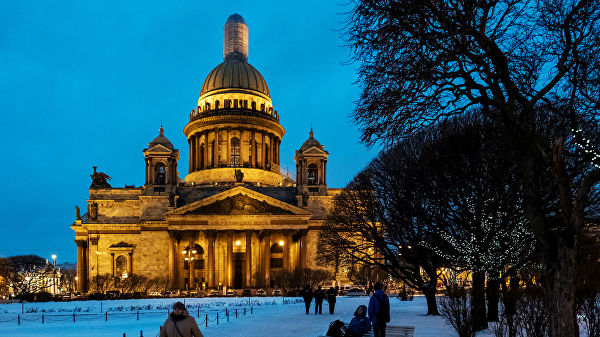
[145,144,173,153]
[166,186,311,216]
[302,146,329,155]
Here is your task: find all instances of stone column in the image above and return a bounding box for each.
[270,135,275,169]
[300,230,307,270]
[283,231,290,271]
[203,131,208,169]
[302,160,308,184]
[145,159,149,185]
[276,138,280,165]
[188,139,192,173]
[323,160,327,185]
[111,253,115,276]
[245,230,252,287]
[215,128,220,167]
[75,240,87,292]
[192,135,197,172]
[196,134,201,171]
[263,231,271,286]
[207,231,216,287]
[227,127,231,166]
[251,129,256,168]
[128,252,133,275]
[227,231,233,287]
[261,132,266,169]
[240,128,246,166]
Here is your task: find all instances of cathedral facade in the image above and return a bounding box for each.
[71,14,340,292]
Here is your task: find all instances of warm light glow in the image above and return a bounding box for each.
[192,250,197,254]
[236,240,241,246]
[185,257,189,261]
[122,273,128,278]
[182,250,187,254]
[25,276,30,281]
[279,240,284,246]
[74,277,78,281]
[51,254,57,260]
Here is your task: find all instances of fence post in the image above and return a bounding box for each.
[227,310,229,322]
[21,302,24,314]
[216,313,219,325]
[73,313,76,322]
[140,330,143,337]
[205,314,208,328]
[244,307,246,316]
[123,334,126,337]
[100,302,103,313]
[235,309,238,318]
[42,314,44,324]
[105,312,108,321]
[251,306,253,315]
[137,311,139,320]
[197,307,199,318]
[17,314,20,325]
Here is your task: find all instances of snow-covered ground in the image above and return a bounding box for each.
[0,296,494,337]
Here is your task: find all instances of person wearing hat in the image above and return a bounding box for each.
[160,302,204,337]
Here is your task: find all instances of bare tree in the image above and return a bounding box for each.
[301,268,331,290]
[345,1,600,335]
[89,273,114,294]
[4,255,52,296]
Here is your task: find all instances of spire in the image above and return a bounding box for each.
[309,127,314,139]
[159,123,164,137]
[223,13,249,62]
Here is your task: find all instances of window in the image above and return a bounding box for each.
[307,163,318,185]
[265,144,269,165]
[270,243,283,254]
[251,101,256,110]
[155,163,166,185]
[116,255,127,276]
[215,100,220,109]
[199,144,205,168]
[270,258,283,269]
[231,137,240,167]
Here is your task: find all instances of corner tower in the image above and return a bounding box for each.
[144,125,179,193]
[295,128,329,195]
[184,14,284,186]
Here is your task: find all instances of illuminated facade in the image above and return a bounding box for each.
[71,14,340,292]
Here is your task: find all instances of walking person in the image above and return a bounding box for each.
[302,285,313,315]
[160,302,204,337]
[327,286,337,314]
[368,282,390,337]
[314,285,325,314]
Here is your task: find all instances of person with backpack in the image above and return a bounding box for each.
[160,301,204,337]
[326,286,337,314]
[302,285,313,315]
[314,285,325,314]
[368,282,390,337]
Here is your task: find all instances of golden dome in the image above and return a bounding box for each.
[200,59,270,97]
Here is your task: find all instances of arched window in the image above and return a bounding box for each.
[215,100,220,109]
[231,137,240,167]
[251,101,256,110]
[225,100,231,108]
[270,243,283,254]
[116,255,127,277]
[260,103,265,112]
[270,243,283,269]
[307,163,318,185]
[155,163,166,185]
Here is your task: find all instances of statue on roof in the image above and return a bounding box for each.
[90,166,112,189]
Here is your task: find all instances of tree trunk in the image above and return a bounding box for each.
[543,241,580,337]
[423,286,439,315]
[486,275,500,322]
[471,270,488,331]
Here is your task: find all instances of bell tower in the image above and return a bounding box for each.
[143,125,179,193]
[295,128,329,196]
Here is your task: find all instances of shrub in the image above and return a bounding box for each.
[439,286,474,337]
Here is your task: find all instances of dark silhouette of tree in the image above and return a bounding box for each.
[345,1,600,335]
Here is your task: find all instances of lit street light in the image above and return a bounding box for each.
[182,245,198,292]
[51,254,57,267]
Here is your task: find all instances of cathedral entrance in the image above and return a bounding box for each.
[233,252,244,289]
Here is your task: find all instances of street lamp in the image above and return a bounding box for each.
[182,245,198,291]
[51,254,57,267]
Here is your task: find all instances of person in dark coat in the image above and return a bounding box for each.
[314,285,325,314]
[368,282,390,337]
[345,305,371,337]
[326,287,337,314]
[302,285,313,315]
[160,301,204,337]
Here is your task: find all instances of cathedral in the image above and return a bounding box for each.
[71,14,340,292]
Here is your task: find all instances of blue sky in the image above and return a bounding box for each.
[0,1,380,262]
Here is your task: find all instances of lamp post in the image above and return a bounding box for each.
[182,245,197,292]
[51,254,57,267]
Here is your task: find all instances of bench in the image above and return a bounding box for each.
[319,325,414,337]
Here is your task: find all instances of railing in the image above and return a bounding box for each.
[189,108,280,123]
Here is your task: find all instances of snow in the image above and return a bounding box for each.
[0,295,495,337]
